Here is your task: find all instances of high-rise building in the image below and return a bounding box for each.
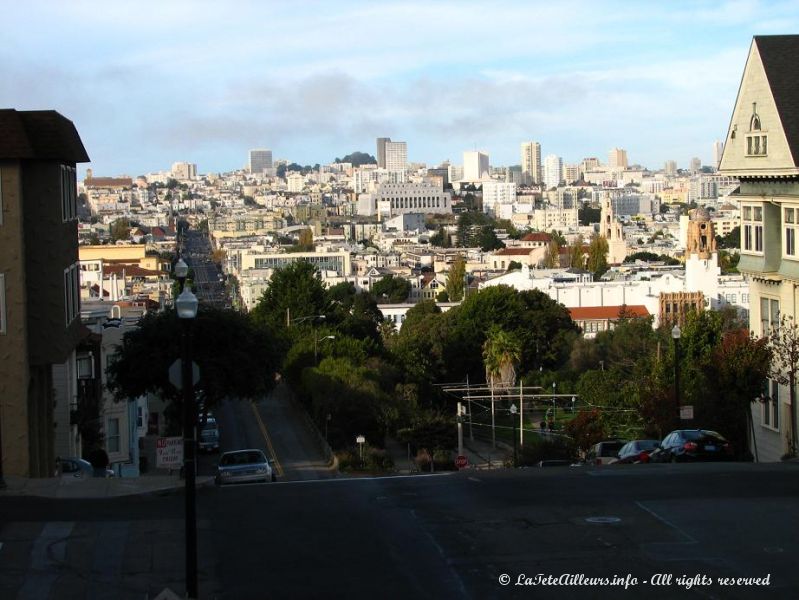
[664,160,678,176]
[713,140,724,168]
[171,161,197,180]
[520,141,542,184]
[608,148,628,169]
[385,141,407,171]
[463,151,489,181]
[543,155,563,190]
[690,157,702,173]
[248,149,273,174]
[580,157,601,178]
[376,137,391,169]
[562,163,580,184]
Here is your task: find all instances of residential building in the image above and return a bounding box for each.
[690,157,702,173]
[463,151,489,182]
[481,182,516,217]
[569,305,650,339]
[520,141,541,184]
[171,161,197,181]
[248,149,273,174]
[543,155,562,190]
[718,35,799,462]
[385,141,407,171]
[608,148,628,169]
[664,160,678,176]
[0,109,90,477]
[563,163,580,184]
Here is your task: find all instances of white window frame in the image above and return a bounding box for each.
[107,417,121,453]
[760,297,779,337]
[0,273,6,335]
[784,206,799,259]
[742,204,764,254]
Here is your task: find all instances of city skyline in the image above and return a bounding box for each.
[2,1,798,176]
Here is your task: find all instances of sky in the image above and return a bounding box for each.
[2,0,798,178]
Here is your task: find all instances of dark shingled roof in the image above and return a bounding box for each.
[0,109,89,162]
[755,35,799,165]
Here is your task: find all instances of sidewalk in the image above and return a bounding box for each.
[384,436,512,473]
[0,473,214,499]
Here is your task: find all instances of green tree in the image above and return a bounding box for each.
[569,235,585,269]
[446,255,466,301]
[542,238,561,268]
[586,236,609,278]
[506,261,522,272]
[767,315,799,457]
[482,326,522,388]
[716,226,740,249]
[110,218,131,242]
[578,203,601,226]
[107,307,280,433]
[250,261,328,329]
[372,275,411,303]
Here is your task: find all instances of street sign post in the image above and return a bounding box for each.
[356,435,365,463]
[168,359,200,391]
[455,455,468,469]
[679,405,694,420]
[156,436,184,470]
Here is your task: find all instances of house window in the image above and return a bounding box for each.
[61,165,77,222]
[785,207,798,257]
[746,135,768,157]
[742,204,763,253]
[76,353,94,379]
[63,263,79,325]
[762,379,779,431]
[0,273,6,335]
[760,297,780,336]
[107,417,121,453]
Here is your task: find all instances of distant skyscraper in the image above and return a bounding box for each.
[712,140,724,168]
[520,141,541,184]
[608,148,628,169]
[171,161,197,180]
[562,163,580,184]
[543,154,563,189]
[664,160,678,176]
[463,151,490,181]
[385,141,407,171]
[690,157,702,173]
[376,137,390,169]
[248,149,273,174]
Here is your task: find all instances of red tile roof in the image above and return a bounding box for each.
[568,305,649,320]
[521,232,552,242]
[494,248,535,256]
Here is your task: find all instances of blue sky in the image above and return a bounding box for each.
[2,0,798,177]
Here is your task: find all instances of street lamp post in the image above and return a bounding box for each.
[314,334,335,365]
[175,259,199,600]
[672,324,682,418]
[510,403,518,468]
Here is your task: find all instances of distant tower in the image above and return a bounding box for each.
[690,157,702,173]
[608,148,628,169]
[685,207,720,303]
[384,141,407,171]
[599,194,628,264]
[376,137,390,169]
[463,151,490,181]
[664,160,677,176]
[520,141,541,184]
[712,140,724,169]
[543,154,562,189]
[248,149,272,174]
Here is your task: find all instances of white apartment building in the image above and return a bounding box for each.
[385,141,408,171]
[510,206,579,231]
[543,155,563,190]
[463,151,489,182]
[171,162,197,181]
[357,182,452,218]
[287,173,305,193]
[608,148,629,169]
[482,182,517,217]
[520,141,541,184]
[563,163,580,184]
[352,167,407,193]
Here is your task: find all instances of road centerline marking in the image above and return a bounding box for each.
[252,401,284,477]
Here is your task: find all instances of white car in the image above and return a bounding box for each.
[57,457,115,479]
[215,449,275,485]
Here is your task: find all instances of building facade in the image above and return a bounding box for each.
[0,109,90,477]
[248,149,273,174]
[520,141,541,184]
[719,35,799,462]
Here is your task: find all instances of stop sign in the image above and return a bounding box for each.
[455,455,468,469]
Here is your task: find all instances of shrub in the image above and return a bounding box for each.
[518,435,578,466]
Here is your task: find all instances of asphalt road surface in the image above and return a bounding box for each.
[2,462,799,599]
[182,230,229,309]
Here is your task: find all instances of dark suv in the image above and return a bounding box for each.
[649,429,734,463]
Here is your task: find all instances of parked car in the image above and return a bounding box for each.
[611,440,661,464]
[649,429,735,463]
[215,449,275,486]
[199,427,220,453]
[57,457,114,479]
[585,440,626,465]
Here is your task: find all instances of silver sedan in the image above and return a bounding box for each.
[215,449,275,486]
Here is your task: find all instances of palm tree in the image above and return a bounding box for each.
[483,326,522,389]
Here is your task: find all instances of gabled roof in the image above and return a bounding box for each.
[0,109,89,162]
[494,248,535,256]
[521,232,552,242]
[756,35,799,165]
